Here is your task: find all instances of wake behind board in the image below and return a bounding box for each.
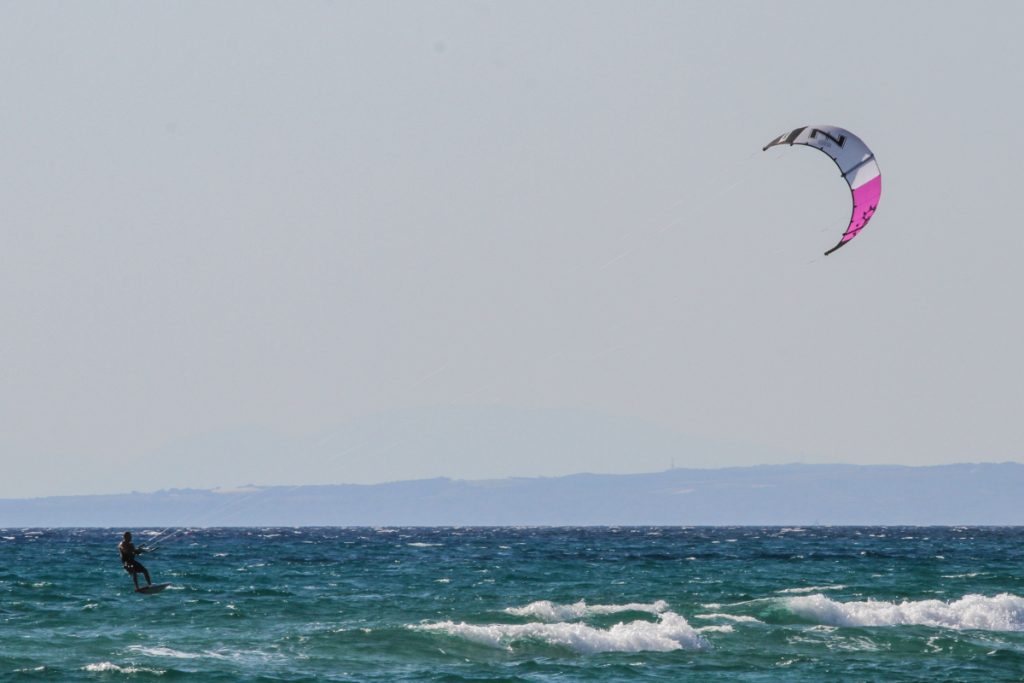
[136,583,171,594]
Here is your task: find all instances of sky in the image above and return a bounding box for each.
[2,1,1022,498]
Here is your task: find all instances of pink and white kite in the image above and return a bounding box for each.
[763,125,881,255]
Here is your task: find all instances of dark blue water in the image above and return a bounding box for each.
[2,527,1023,680]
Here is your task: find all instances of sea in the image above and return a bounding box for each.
[2,527,1023,681]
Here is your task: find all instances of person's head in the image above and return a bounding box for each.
[123,531,132,541]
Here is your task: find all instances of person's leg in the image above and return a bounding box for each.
[137,561,151,586]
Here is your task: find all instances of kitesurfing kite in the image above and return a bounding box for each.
[763,125,881,255]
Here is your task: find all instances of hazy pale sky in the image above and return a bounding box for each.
[3,1,1022,498]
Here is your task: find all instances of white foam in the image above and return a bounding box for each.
[417,612,708,653]
[128,644,281,664]
[505,599,669,621]
[694,613,763,623]
[786,593,1024,632]
[83,662,163,674]
[776,584,846,594]
[407,542,442,547]
[128,645,210,659]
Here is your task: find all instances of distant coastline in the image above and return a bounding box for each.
[3,462,1023,527]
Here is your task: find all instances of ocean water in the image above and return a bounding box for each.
[2,527,1024,681]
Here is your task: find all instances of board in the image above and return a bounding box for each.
[136,583,171,594]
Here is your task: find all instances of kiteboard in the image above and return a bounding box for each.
[136,583,171,594]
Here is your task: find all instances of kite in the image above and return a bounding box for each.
[763,125,881,255]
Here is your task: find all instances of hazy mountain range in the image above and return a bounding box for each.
[2,463,1022,527]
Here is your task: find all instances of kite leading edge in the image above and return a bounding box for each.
[763,125,881,255]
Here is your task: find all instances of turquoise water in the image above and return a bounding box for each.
[2,527,1024,681]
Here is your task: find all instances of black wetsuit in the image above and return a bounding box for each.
[119,540,150,586]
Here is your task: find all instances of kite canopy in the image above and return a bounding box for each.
[763,125,881,255]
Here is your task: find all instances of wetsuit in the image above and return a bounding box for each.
[119,540,151,587]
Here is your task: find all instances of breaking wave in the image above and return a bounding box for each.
[417,611,708,653]
[505,599,669,621]
[693,612,763,623]
[785,593,1024,632]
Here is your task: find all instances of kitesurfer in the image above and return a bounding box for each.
[118,531,153,591]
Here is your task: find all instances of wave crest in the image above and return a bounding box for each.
[83,662,163,674]
[504,599,669,621]
[418,611,707,653]
[786,593,1024,631]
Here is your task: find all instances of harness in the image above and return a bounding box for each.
[119,543,138,570]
